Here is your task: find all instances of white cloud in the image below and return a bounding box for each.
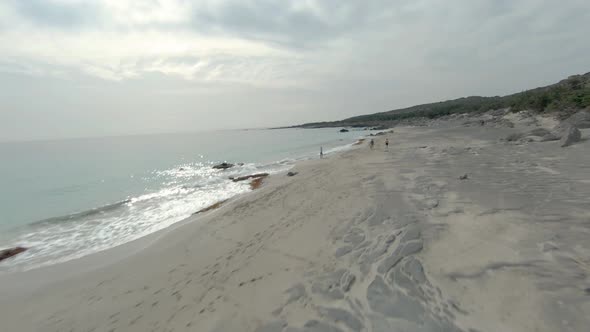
[0,0,589,140]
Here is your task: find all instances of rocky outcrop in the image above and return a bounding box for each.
[560,126,582,147]
[528,128,552,137]
[556,110,590,131]
[540,132,561,142]
[506,128,561,142]
[0,247,27,262]
[506,132,524,142]
[229,173,269,182]
[529,128,561,142]
[250,178,265,190]
[212,162,234,170]
[339,129,349,133]
[287,171,298,177]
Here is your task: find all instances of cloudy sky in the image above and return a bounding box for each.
[1,0,589,141]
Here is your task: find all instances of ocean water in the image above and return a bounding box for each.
[0,128,366,272]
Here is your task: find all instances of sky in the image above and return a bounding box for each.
[1,0,589,141]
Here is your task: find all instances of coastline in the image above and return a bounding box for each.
[0,134,367,284]
[0,128,366,273]
[1,119,589,331]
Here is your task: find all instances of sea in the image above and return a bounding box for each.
[0,128,367,273]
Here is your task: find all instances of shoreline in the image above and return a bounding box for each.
[0,144,361,301]
[1,117,589,331]
[0,132,364,274]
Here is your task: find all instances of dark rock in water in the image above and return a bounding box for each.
[212,162,234,170]
[287,171,298,177]
[250,177,265,190]
[230,173,269,182]
[0,247,27,262]
[459,174,469,180]
[560,126,581,147]
[339,128,349,133]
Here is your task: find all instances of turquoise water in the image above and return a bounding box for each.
[0,128,366,271]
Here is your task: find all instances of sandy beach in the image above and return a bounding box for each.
[1,117,589,332]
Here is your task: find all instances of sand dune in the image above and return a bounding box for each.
[1,119,589,332]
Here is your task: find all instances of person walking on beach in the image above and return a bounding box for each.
[320,146,324,159]
[370,139,375,150]
[385,138,389,150]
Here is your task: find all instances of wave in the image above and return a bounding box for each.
[30,199,131,226]
[0,164,256,272]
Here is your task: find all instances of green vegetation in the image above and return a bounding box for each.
[300,72,590,128]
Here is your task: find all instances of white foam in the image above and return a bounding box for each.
[0,164,253,272]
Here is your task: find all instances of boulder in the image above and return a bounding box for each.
[287,171,298,177]
[0,247,27,262]
[339,128,349,133]
[506,128,561,142]
[230,173,269,182]
[212,162,234,170]
[250,177,265,189]
[560,126,582,147]
[540,133,561,142]
[459,174,469,180]
[506,133,524,142]
[529,128,552,137]
[528,128,561,142]
[556,110,590,131]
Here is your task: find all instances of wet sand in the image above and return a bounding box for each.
[1,119,589,332]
